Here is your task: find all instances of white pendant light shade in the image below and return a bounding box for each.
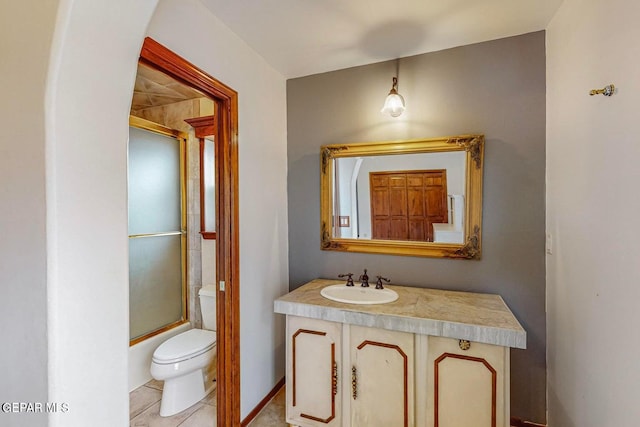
[381,77,405,117]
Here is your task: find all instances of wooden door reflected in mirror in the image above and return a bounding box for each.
[370,170,448,242]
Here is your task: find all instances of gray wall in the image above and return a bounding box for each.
[287,31,546,422]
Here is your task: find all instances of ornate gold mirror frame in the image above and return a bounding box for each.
[320,135,484,259]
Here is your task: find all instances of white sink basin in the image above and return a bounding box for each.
[320,284,399,305]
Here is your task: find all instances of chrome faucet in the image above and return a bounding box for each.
[359,269,370,287]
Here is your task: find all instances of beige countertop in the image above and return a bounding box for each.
[274,278,526,349]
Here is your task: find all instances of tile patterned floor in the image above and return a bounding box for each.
[129,380,286,427]
[130,380,534,427]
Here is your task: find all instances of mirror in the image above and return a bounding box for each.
[200,136,216,237]
[184,115,217,239]
[320,135,484,259]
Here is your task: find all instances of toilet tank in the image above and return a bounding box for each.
[199,285,217,331]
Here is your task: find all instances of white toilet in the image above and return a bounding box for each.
[150,285,217,417]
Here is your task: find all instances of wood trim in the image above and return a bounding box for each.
[140,39,238,100]
[300,343,335,423]
[184,115,216,138]
[139,37,240,426]
[291,329,335,423]
[299,343,336,423]
[200,231,217,239]
[291,329,326,407]
[356,340,409,427]
[510,417,547,427]
[301,411,336,424]
[434,352,497,427]
[240,377,285,427]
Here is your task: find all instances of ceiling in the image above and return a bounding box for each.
[200,0,564,79]
[131,64,205,111]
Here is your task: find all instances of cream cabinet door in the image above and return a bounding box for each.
[349,325,414,427]
[425,336,509,427]
[286,316,342,427]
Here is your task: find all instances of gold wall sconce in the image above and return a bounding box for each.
[589,84,615,96]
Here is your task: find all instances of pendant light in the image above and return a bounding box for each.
[381,58,405,117]
[381,76,405,117]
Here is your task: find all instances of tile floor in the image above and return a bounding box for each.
[129,379,286,426]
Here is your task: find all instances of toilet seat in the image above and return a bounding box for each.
[152,329,216,364]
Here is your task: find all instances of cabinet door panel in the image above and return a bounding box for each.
[350,325,414,427]
[426,337,507,427]
[287,316,341,426]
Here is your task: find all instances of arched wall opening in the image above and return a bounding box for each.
[46,2,161,425]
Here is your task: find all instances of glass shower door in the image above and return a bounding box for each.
[128,125,186,342]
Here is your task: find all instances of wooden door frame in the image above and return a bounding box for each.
[139,37,240,425]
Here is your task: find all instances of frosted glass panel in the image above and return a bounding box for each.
[129,235,183,340]
[128,126,181,235]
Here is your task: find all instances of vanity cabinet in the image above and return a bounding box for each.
[349,325,414,427]
[276,279,526,427]
[422,336,509,427]
[286,317,413,427]
[286,316,342,426]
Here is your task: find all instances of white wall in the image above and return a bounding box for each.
[42,0,288,425]
[546,0,640,425]
[335,157,359,237]
[0,1,58,426]
[46,1,159,425]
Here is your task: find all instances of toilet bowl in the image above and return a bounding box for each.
[150,285,217,417]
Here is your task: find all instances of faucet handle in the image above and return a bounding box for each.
[338,273,355,287]
[359,269,369,287]
[375,276,391,289]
